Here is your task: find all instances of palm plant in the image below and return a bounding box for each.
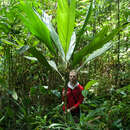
[13,0,126,73]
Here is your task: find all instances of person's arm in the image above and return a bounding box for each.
[62,88,65,102]
[67,97,83,112]
[73,92,84,108]
[62,88,70,97]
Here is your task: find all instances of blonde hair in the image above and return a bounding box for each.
[70,70,78,76]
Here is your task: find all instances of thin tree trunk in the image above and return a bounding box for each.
[93,0,96,74]
[116,0,120,87]
[64,70,69,122]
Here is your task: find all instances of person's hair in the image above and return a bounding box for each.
[69,70,78,76]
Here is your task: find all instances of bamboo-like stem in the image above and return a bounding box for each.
[93,0,96,74]
[116,0,120,87]
[64,70,69,122]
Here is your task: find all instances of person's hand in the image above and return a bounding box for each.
[64,109,70,114]
[69,106,76,111]
[62,90,70,96]
[67,109,70,113]
[62,90,65,96]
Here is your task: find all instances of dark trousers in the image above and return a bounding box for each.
[71,107,80,123]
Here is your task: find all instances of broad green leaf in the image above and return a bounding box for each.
[48,60,63,79]
[76,1,93,44]
[77,42,112,71]
[73,23,129,67]
[40,11,65,62]
[85,80,98,90]
[73,26,109,66]
[1,39,18,47]
[82,90,88,97]
[28,47,52,70]
[57,0,76,56]
[17,1,56,55]
[17,45,63,78]
[85,42,112,63]
[17,45,51,70]
[66,32,76,61]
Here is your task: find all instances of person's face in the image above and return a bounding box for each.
[69,72,77,84]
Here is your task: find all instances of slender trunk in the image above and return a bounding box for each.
[64,70,69,121]
[116,0,120,87]
[93,0,96,74]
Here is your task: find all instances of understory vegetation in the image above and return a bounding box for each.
[0,0,129,130]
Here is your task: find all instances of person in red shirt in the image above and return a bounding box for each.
[62,70,84,121]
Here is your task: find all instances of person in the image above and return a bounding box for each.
[62,70,84,122]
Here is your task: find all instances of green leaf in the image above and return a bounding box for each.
[17,45,63,77]
[82,90,89,97]
[77,1,93,44]
[77,42,112,71]
[73,26,109,66]
[17,1,56,55]
[48,60,63,79]
[73,23,129,67]
[1,39,18,47]
[41,11,65,62]
[85,42,112,62]
[66,32,76,61]
[85,80,98,90]
[28,47,52,70]
[57,0,76,56]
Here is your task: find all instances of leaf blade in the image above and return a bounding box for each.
[77,1,93,44]
[66,32,76,61]
[73,23,129,67]
[17,1,56,55]
[77,42,112,71]
[57,0,76,56]
[28,47,52,70]
[73,26,109,66]
[85,80,98,90]
[41,11,65,62]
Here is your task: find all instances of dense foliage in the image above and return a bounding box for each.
[0,0,129,130]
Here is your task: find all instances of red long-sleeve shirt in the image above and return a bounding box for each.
[62,84,84,112]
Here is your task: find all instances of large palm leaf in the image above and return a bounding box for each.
[40,11,65,62]
[72,24,128,67]
[17,1,56,55]
[57,0,76,57]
